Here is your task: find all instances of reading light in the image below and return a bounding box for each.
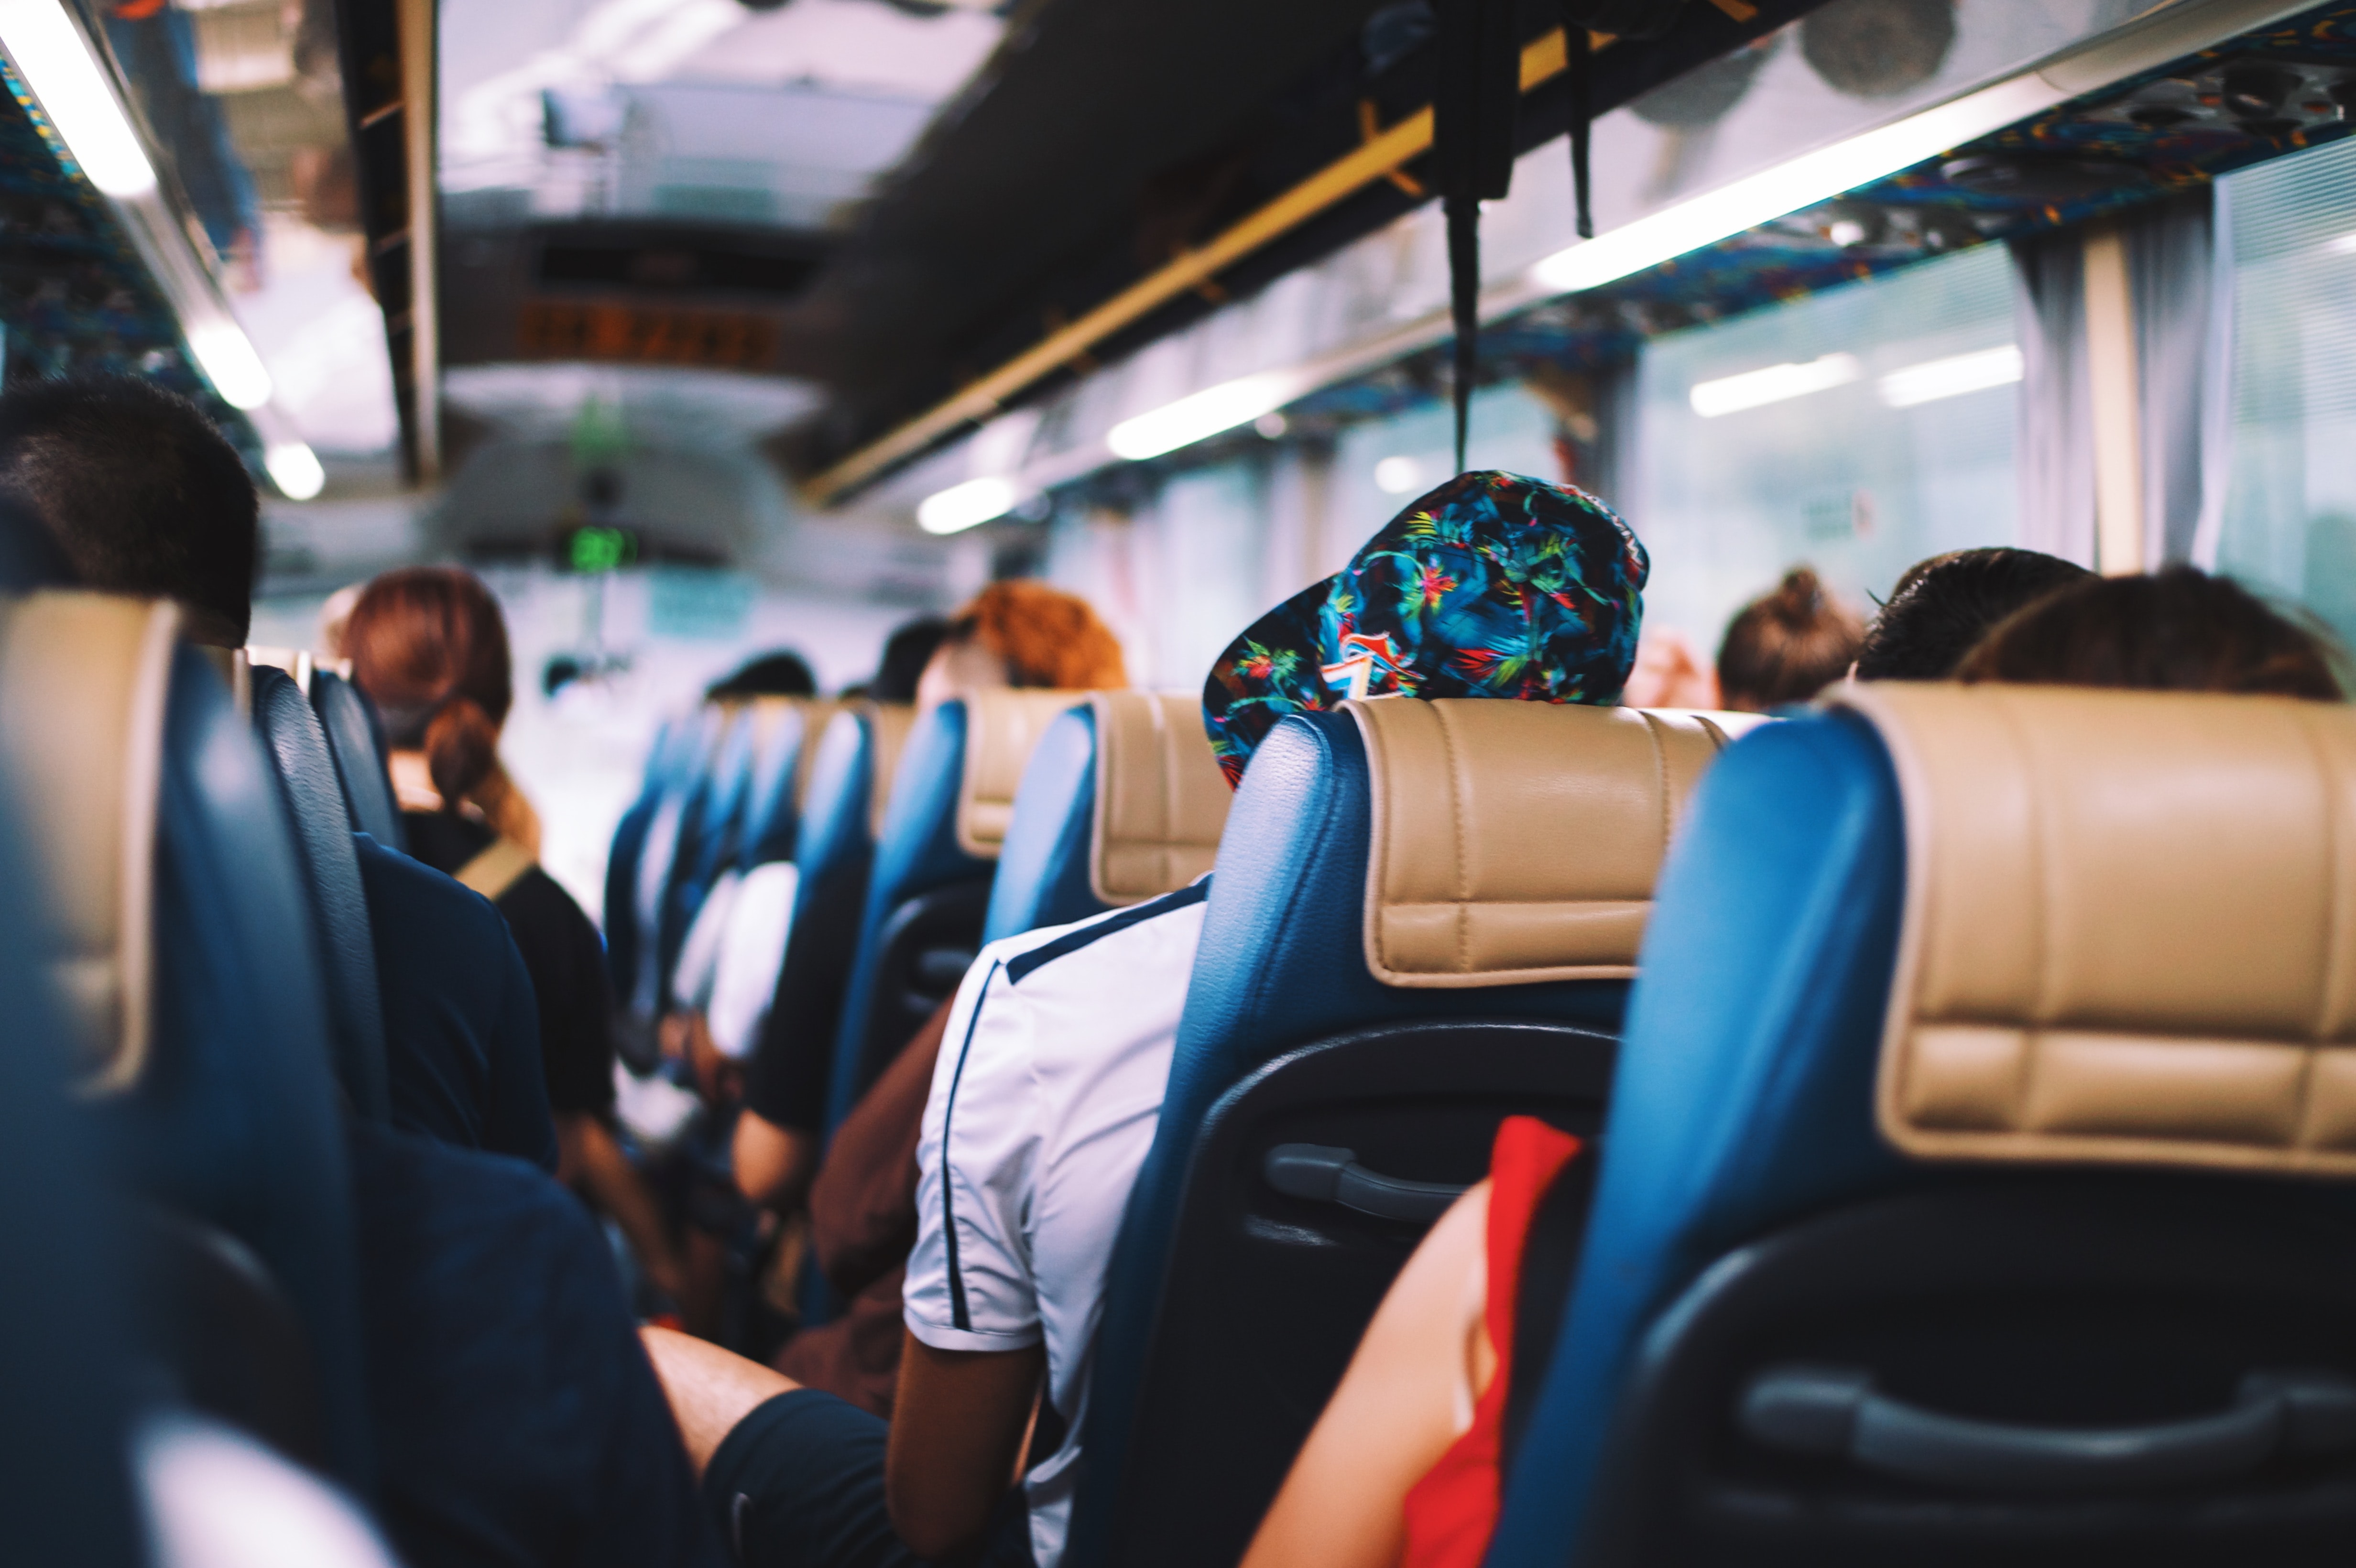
[1107,372,1292,461]
[264,441,325,501]
[184,318,273,410]
[1878,344,2024,408]
[1374,455,1424,494]
[1689,354,1861,418]
[918,476,1016,535]
[0,0,156,196]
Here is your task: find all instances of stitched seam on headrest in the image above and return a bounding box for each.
[1637,709,1670,869]
[2297,702,2351,1045]
[1436,701,1472,975]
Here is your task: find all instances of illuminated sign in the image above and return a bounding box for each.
[517,300,777,369]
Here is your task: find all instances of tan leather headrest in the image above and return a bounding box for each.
[0,593,177,1090]
[1091,691,1229,904]
[956,689,1088,859]
[865,701,915,840]
[1840,683,2356,1177]
[1353,697,1761,987]
[787,699,838,811]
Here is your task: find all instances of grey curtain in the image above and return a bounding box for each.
[2128,183,2235,568]
[2010,224,2097,567]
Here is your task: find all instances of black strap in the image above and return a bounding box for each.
[1500,1138,1600,1477]
[1564,14,1594,239]
[1432,0,1520,475]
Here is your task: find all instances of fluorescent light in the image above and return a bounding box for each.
[0,0,157,196]
[1374,455,1424,494]
[917,476,1015,535]
[1531,75,2058,298]
[263,441,324,501]
[1878,344,2024,408]
[1690,353,1860,418]
[2331,230,2356,256]
[184,318,273,409]
[1107,372,1290,460]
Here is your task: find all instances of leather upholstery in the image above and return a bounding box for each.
[307,671,404,849]
[1840,684,2356,1176]
[982,704,1105,944]
[954,689,1087,857]
[1072,709,1641,1568]
[739,699,817,868]
[251,666,390,1122]
[1092,690,1229,903]
[0,592,174,1092]
[865,701,915,840]
[792,699,840,812]
[1355,700,1756,986]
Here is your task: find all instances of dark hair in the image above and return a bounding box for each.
[1856,547,2093,681]
[870,617,950,704]
[948,580,1127,690]
[344,567,514,806]
[0,374,258,645]
[1716,566,1864,711]
[1956,566,2346,699]
[707,651,816,699]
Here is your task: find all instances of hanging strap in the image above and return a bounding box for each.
[1433,0,1520,476]
[453,836,536,904]
[1563,13,1594,239]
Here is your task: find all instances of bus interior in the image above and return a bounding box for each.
[4,0,2356,1562]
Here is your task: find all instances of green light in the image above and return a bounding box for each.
[570,525,633,573]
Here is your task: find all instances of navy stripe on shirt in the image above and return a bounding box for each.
[1003,878,1211,987]
[937,959,1002,1332]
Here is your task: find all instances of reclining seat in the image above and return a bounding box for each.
[0,593,371,1494]
[1488,685,2356,1568]
[982,690,1231,944]
[603,716,691,1015]
[309,668,404,849]
[821,689,1084,1132]
[250,664,390,1122]
[1070,697,1756,1568]
[650,704,740,1014]
[741,699,834,872]
[611,711,722,1066]
[755,701,914,1138]
[667,699,817,1014]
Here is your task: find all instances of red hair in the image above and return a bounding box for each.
[345,567,513,808]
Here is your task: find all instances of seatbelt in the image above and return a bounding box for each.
[453,837,535,904]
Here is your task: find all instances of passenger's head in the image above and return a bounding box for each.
[0,374,259,645]
[870,616,951,704]
[1955,566,2346,699]
[1202,469,1647,786]
[1856,546,2093,681]
[707,651,816,699]
[1715,566,1863,712]
[916,582,1126,710]
[344,568,516,807]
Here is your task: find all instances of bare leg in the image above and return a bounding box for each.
[643,1327,800,1479]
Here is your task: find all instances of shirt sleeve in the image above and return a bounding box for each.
[905,952,1044,1353]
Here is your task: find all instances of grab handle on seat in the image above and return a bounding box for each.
[1739,1364,2356,1492]
[1263,1143,1468,1223]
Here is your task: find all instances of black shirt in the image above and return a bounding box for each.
[401,812,618,1117]
[353,832,559,1170]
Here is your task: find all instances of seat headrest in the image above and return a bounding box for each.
[0,593,177,1089]
[1090,691,1229,904]
[1839,683,2356,1178]
[864,701,915,840]
[1352,697,1761,988]
[955,690,1089,859]
[793,699,840,810]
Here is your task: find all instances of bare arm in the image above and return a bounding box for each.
[560,1111,686,1302]
[733,1108,817,1212]
[885,1331,1046,1561]
[1242,1180,1494,1568]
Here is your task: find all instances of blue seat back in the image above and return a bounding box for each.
[308,669,403,850]
[981,703,1104,944]
[739,700,823,870]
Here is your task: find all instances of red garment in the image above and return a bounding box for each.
[1398,1116,1583,1568]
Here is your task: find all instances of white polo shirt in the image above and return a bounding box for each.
[905,879,1211,1568]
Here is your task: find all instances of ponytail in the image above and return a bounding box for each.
[424,695,501,809]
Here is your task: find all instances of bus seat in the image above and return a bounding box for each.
[1070,698,1754,1568]
[822,689,1081,1133]
[251,665,389,1122]
[612,709,724,1067]
[0,591,371,1494]
[1490,686,2356,1568]
[602,715,692,1037]
[741,699,828,870]
[651,704,743,1011]
[983,690,1230,944]
[759,702,912,1139]
[308,669,403,850]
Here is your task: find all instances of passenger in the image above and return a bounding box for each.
[1239,571,2345,1568]
[1714,565,1863,711]
[708,650,818,699]
[0,378,717,1567]
[1853,546,2092,680]
[1617,624,1718,709]
[868,615,953,704]
[647,471,1647,1568]
[731,583,1126,1220]
[346,566,685,1298]
[1954,564,2347,697]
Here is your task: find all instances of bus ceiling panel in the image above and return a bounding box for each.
[815,0,2356,512]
